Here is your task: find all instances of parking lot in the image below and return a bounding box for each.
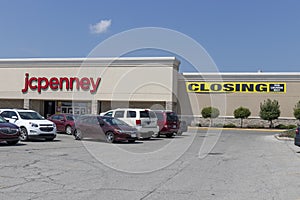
[1,129,300,200]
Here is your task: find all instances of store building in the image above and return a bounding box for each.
[178,72,300,124]
[0,57,180,117]
[0,57,299,122]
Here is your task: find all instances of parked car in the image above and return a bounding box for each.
[48,113,78,135]
[74,115,137,143]
[152,110,180,138]
[295,126,300,147]
[0,109,56,141]
[0,115,21,145]
[177,120,188,136]
[100,108,158,139]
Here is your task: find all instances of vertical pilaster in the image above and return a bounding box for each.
[165,101,173,111]
[91,100,98,114]
[24,99,30,109]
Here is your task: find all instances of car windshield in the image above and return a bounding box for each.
[103,117,129,126]
[0,116,7,123]
[66,115,77,121]
[149,111,157,119]
[140,111,150,118]
[18,111,44,120]
[167,112,178,121]
[155,112,164,120]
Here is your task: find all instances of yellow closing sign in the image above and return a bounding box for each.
[186,82,286,93]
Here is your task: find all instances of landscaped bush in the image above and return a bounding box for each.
[275,124,297,129]
[210,123,237,128]
[278,129,297,138]
[214,123,224,127]
[234,107,251,128]
[201,107,220,126]
[287,124,297,129]
[223,123,237,128]
[246,124,265,129]
[275,124,288,129]
[259,99,281,128]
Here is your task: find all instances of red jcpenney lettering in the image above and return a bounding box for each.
[21,73,101,94]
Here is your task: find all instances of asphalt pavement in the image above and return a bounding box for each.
[1,128,300,200]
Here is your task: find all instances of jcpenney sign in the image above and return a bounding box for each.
[22,73,101,94]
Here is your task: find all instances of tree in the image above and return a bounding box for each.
[234,107,251,128]
[201,107,220,126]
[293,101,300,122]
[259,99,280,128]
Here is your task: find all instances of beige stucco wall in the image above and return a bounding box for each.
[178,73,300,118]
[0,57,180,104]
[100,101,165,113]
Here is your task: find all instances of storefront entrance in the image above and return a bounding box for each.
[44,101,55,118]
[56,101,91,115]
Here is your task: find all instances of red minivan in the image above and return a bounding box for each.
[152,110,179,138]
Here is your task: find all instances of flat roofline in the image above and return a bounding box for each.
[0,57,179,62]
[182,72,300,76]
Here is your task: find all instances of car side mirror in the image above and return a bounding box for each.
[99,122,105,127]
[12,116,18,121]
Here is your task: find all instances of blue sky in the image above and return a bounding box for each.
[1,0,300,72]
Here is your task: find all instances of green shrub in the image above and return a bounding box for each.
[278,129,297,138]
[275,124,297,129]
[275,124,288,129]
[223,123,237,128]
[201,107,220,119]
[214,123,224,127]
[246,124,265,129]
[287,124,297,129]
[294,101,300,121]
[234,107,251,128]
[201,107,220,126]
[259,99,280,128]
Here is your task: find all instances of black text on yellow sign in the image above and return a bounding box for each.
[186,82,286,93]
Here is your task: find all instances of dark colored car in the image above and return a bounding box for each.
[152,110,180,138]
[48,114,78,135]
[74,115,137,143]
[295,126,300,147]
[0,115,21,145]
[177,120,188,136]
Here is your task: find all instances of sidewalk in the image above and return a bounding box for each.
[188,126,286,133]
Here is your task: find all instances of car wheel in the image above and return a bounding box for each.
[74,129,82,140]
[65,125,72,135]
[166,133,173,138]
[46,138,55,141]
[6,140,19,145]
[152,133,160,138]
[105,131,115,143]
[176,130,183,136]
[19,127,28,141]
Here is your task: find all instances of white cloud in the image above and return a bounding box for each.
[90,19,112,34]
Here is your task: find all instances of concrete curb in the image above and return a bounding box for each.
[188,126,285,133]
[188,127,295,141]
[274,134,294,141]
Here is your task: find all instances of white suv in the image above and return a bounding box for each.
[0,109,57,141]
[100,108,159,139]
